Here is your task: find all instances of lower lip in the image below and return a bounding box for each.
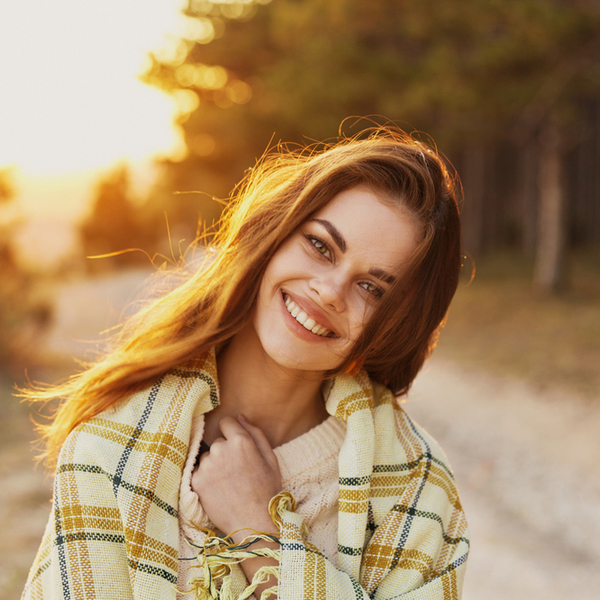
[280,293,333,343]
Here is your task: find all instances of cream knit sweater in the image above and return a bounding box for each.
[177,414,347,596]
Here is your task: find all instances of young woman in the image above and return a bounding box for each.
[22,128,469,600]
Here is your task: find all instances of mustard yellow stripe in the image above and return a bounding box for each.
[82,422,187,464]
[304,545,316,599]
[371,474,411,489]
[124,527,178,561]
[441,569,459,600]
[339,500,369,514]
[85,419,187,456]
[334,390,372,419]
[59,471,97,598]
[339,488,369,502]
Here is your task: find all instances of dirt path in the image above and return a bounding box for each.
[408,360,600,599]
[5,270,599,599]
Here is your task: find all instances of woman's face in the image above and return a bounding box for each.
[252,185,421,374]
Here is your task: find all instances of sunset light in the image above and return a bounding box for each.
[0,1,187,177]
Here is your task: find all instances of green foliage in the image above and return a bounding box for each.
[142,0,600,226]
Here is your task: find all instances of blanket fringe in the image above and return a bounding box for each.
[185,491,298,599]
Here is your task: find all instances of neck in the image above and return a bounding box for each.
[204,324,330,448]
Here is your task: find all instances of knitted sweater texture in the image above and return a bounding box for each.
[22,349,469,599]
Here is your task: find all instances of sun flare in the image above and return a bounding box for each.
[0,0,187,176]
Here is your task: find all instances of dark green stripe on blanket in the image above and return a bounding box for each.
[391,504,470,546]
[128,559,177,584]
[372,453,453,478]
[56,531,126,545]
[339,475,371,486]
[338,545,364,556]
[57,463,178,517]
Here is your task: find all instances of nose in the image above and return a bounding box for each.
[309,273,346,312]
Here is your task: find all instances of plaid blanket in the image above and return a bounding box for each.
[23,349,469,599]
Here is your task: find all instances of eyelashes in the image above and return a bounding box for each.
[359,281,384,298]
[307,235,332,259]
[304,234,384,299]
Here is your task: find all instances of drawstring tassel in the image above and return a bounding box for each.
[183,491,298,599]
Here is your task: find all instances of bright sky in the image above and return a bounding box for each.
[0,0,189,222]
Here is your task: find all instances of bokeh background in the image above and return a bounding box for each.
[1,1,599,598]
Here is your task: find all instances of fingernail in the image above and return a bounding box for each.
[238,414,247,423]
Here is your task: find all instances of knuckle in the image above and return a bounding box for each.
[234,431,252,446]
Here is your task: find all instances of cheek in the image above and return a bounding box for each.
[262,245,311,288]
[346,302,375,344]
[258,254,289,298]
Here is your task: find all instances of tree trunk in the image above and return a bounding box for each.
[519,138,539,256]
[533,118,567,295]
[460,143,486,257]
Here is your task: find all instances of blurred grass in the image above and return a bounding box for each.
[436,250,600,399]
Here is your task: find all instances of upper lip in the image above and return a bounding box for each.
[282,290,339,337]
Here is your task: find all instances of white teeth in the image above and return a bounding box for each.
[283,296,332,337]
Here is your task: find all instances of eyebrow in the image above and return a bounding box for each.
[368,268,396,284]
[311,218,346,253]
[310,218,396,284]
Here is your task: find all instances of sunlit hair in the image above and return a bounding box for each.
[25,126,462,467]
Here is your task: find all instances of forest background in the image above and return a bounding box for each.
[2,0,599,392]
[1,1,600,596]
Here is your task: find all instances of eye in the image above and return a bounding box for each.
[307,235,332,260]
[359,281,384,299]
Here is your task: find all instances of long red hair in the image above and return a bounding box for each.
[24,126,462,467]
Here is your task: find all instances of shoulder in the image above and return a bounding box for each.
[371,380,457,480]
[369,380,467,542]
[57,364,217,477]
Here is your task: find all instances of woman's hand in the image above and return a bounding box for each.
[192,416,283,597]
[191,415,283,539]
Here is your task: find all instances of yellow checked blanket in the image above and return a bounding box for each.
[22,350,469,599]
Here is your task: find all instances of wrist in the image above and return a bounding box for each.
[229,513,278,545]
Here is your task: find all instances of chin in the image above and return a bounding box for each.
[265,341,342,374]
[251,294,348,375]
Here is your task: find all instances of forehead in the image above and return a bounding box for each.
[310,186,420,273]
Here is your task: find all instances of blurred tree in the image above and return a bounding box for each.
[0,167,16,204]
[533,117,567,295]
[80,166,157,273]
[0,167,20,365]
[0,169,52,371]
[143,0,600,293]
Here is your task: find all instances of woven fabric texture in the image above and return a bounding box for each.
[22,349,469,599]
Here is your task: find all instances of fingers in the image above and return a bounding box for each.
[214,415,280,473]
[217,415,247,439]
[192,415,283,532]
[237,415,280,472]
[211,415,279,473]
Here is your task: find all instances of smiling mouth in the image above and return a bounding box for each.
[283,293,336,337]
